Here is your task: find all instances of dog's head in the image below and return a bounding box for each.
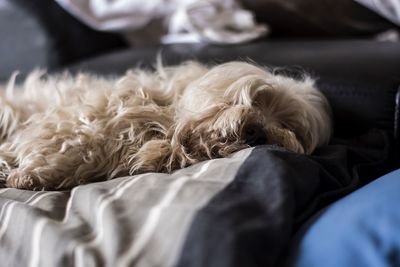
[169,62,332,168]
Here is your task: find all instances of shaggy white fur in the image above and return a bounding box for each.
[0,61,332,190]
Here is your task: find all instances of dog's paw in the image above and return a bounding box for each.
[6,170,44,190]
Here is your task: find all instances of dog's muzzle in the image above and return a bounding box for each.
[243,123,267,146]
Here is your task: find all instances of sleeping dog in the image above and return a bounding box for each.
[0,61,332,190]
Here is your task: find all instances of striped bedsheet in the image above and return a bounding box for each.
[0,148,252,267]
[0,131,390,267]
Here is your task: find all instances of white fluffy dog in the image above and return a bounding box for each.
[0,61,331,190]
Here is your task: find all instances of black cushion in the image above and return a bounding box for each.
[67,40,400,82]
[242,0,398,37]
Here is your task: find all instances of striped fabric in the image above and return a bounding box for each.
[0,130,390,267]
[0,148,253,267]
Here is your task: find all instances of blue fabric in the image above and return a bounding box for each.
[291,169,400,267]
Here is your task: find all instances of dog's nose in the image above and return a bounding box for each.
[243,124,267,146]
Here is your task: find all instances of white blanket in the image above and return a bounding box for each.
[55,0,268,45]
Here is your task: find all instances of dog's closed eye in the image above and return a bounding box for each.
[243,123,267,146]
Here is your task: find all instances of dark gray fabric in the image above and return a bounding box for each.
[0,1,48,82]
[0,0,127,82]
[175,130,392,267]
[11,0,127,68]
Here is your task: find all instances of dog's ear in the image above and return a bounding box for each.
[251,75,332,154]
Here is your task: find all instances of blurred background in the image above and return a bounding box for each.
[0,0,399,82]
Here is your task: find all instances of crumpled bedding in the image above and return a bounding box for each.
[54,0,268,45]
[0,130,391,267]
